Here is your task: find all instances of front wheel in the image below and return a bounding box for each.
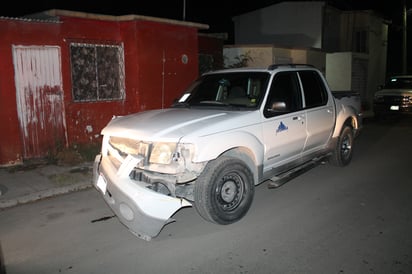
[329,125,354,167]
[194,156,255,225]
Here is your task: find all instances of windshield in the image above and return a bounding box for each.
[172,72,270,109]
[384,77,412,89]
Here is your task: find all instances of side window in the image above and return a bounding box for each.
[299,71,328,108]
[70,42,125,102]
[264,72,302,118]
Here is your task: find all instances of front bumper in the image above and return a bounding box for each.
[373,103,412,115]
[92,154,192,241]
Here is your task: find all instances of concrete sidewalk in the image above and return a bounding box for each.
[0,161,93,209]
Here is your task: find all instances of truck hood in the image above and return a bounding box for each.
[101,108,257,141]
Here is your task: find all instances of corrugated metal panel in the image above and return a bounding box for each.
[13,45,67,159]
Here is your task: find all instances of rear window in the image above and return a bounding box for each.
[384,77,412,89]
[299,70,328,108]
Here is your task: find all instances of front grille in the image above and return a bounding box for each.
[107,153,122,169]
[382,96,410,104]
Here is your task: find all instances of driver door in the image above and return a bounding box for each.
[262,71,306,173]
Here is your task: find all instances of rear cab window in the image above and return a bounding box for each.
[299,70,328,108]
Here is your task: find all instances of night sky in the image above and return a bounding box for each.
[0,1,406,32]
[1,0,411,75]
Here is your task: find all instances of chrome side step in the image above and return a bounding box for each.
[267,157,327,189]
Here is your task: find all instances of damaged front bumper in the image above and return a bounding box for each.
[92,154,192,241]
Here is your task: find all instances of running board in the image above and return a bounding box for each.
[267,157,326,189]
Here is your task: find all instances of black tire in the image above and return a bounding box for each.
[194,156,255,225]
[329,125,354,166]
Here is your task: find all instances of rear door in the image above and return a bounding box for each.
[299,70,335,155]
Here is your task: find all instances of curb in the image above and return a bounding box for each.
[0,182,93,210]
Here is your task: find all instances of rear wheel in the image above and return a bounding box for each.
[329,125,354,166]
[194,156,254,225]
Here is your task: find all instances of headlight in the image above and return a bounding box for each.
[149,143,177,164]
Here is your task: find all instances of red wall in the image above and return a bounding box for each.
[58,16,130,147]
[135,20,199,111]
[0,19,63,165]
[0,14,201,165]
[198,34,225,70]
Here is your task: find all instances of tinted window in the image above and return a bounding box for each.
[299,71,328,108]
[264,72,302,118]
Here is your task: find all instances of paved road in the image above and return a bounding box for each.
[1,117,412,274]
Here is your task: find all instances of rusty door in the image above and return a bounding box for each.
[13,45,67,159]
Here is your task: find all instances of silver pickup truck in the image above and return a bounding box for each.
[92,64,363,241]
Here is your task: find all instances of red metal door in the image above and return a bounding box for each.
[13,46,67,159]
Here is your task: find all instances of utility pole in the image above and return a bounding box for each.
[182,0,186,21]
[402,0,407,74]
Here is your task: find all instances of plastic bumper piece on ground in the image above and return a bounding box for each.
[92,155,192,241]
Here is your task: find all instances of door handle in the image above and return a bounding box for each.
[292,115,304,121]
[292,114,305,124]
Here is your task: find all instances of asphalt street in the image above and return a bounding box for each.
[0,116,411,274]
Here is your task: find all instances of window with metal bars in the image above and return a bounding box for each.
[70,42,125,102]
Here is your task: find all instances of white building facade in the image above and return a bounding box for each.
[225,1,389,111]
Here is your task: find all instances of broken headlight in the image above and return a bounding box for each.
[149,142,177,164]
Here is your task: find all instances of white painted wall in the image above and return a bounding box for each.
[325,52,353,91]
[233,1,325,48]
[223,46,326,72]
[229,4,388,110]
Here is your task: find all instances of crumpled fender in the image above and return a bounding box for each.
[92,155,192,241]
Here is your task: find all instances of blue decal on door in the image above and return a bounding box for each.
[276,121,288,134]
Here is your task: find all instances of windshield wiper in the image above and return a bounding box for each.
[171,102,191,108]
[198,100,231,106]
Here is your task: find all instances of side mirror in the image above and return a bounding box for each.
[267,101,287,112]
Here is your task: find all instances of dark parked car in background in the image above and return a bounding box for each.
[373,75,412,119]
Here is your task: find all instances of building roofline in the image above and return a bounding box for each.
[0,15,61,23]
[44,9,209,30]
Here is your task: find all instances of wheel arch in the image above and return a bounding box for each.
[221,147,261,186]
[333,115,357,138]
[193,131,264,182]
